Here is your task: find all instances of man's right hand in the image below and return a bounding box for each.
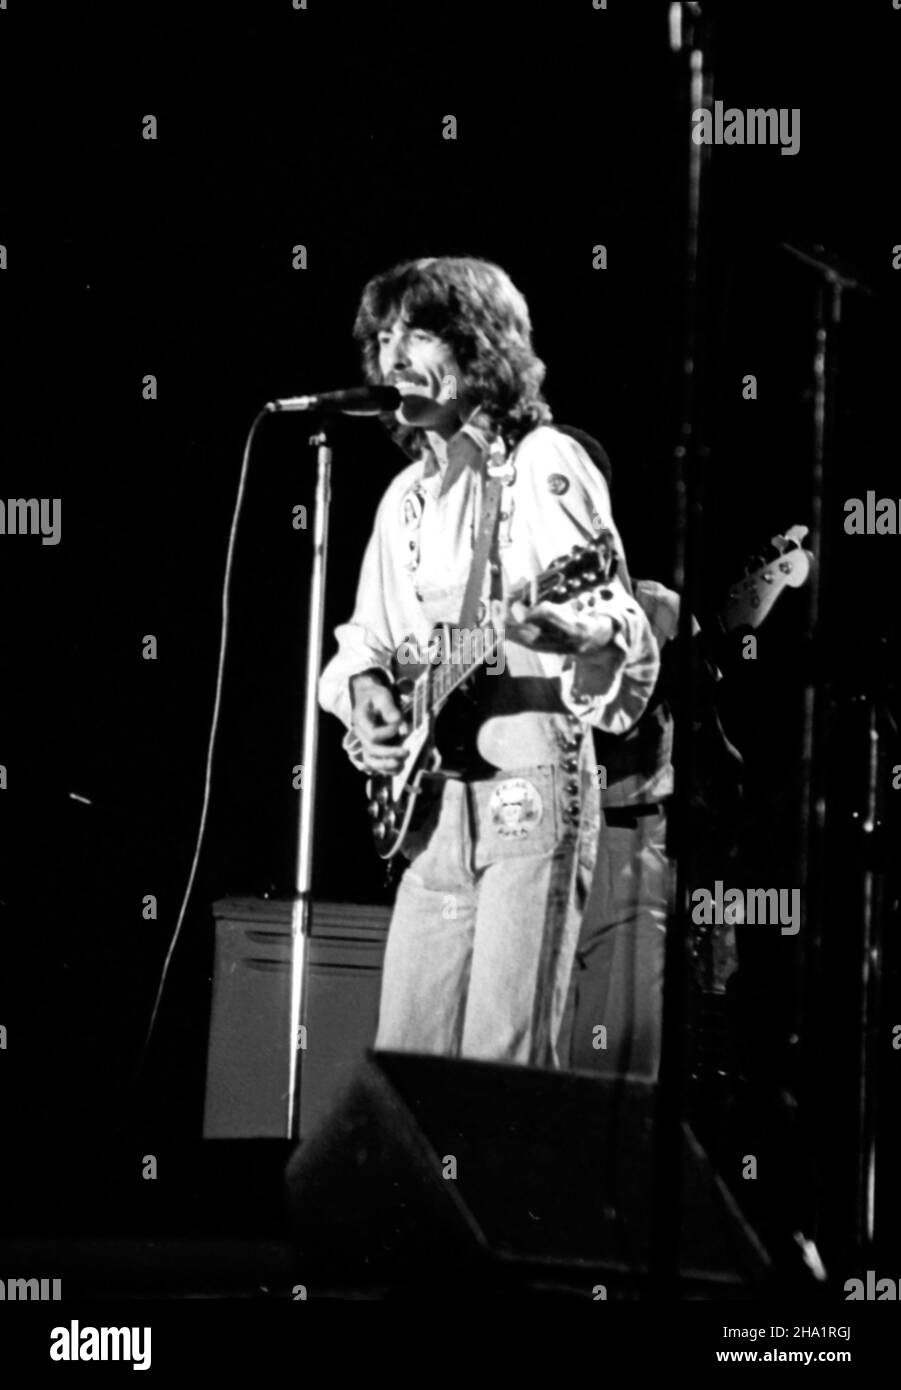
[349,672,410,774]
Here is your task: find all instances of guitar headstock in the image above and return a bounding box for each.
[721,524,813,632]
[533,529,619,606]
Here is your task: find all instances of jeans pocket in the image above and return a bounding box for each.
[470,766,561,868]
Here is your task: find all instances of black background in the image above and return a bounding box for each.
[1,0,899,1276]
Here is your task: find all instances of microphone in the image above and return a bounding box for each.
[265,385,401,416]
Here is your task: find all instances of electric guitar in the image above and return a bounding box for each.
[359,532,619,859]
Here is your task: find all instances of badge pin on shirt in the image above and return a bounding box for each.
[401,485,425,572]
[486,435,516,484]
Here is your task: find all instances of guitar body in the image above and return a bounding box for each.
[432,668,496,776]
[365,681,438,861]
[366,755,440,860]
[365,631,494,859]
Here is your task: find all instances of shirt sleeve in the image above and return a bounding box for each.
[318,488,397,746]
[512,427,660,734]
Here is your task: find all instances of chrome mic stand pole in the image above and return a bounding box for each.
[780,243,874,1255]
[779,245,870,1020]
[286,426,332,1140]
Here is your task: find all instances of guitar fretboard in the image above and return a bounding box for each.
[409,624,504,729]
[403,534,614,734]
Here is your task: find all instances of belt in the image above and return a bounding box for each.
[603,802,663,827]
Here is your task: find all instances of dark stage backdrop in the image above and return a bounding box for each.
[0,0,898,1263]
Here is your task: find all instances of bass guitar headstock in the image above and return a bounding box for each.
[721,524,813,633]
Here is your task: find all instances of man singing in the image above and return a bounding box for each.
[319,256,659,1067]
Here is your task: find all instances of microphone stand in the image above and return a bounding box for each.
[779,243,880,1259]
[781,243,861,984]
[286,426,333,1140]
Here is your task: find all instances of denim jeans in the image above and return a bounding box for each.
[374,764,586,1067]
[560,809,670,1080]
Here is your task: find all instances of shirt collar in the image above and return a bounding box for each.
[419,418,492,495]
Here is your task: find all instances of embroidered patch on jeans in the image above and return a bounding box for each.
[489,778,544,839]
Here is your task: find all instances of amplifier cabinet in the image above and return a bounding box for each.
[203,898,390,1139]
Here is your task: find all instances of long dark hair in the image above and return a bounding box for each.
[353,256,552,456]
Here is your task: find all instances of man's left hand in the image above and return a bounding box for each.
[505,599,616,656]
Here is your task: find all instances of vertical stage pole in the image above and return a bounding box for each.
[652,0,714,1295]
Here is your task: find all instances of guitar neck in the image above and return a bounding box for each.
[406,538,613,730]
[420,575,534,721]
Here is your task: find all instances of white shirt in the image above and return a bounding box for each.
[319,423,660,772]
[596,580,681,807]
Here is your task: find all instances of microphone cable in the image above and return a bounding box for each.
[121,405,269,1113]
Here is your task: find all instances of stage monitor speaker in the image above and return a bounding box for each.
[285,1050,772,1299]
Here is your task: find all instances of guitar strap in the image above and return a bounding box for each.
[457,430,625,626]
[458,470,505,630]
[616,552,635,599]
